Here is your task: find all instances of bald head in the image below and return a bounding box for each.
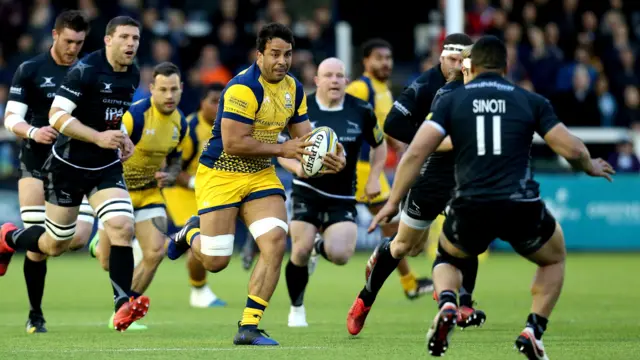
[315,57,347,104]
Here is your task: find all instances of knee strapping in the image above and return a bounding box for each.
[78,201,95,225]
[95,198,134,224]
[432,243,469,273]
[20,205,45,228]
[248,217,288,240]
[201,234,234,256]
[45,217,76,241]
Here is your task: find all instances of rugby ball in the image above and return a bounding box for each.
[302,126,338,177]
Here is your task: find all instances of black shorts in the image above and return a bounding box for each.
[291,185,357,230]
[19,160,45,181]
[400,173,454,228]
[43,158,126,207]
[443,198,557,256]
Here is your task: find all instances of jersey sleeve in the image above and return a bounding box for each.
[363,104,384,147]
[55,61,91,107]
[176,112,189,152]
[121,111,135,135]
[346,80,370,102]
[7,63,32,105]
[290,83,309,124]
[221,84,258,124]
[180,128,195,163]
[535,97,561,137]
[426,93,453,135]
[383,76,434,143]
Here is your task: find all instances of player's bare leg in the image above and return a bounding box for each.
[130,217,166,295]
[322,221,357,265]
[286,220,318,327]
[88,188,149,332]
[94,227,110,271]
[514,222,565,360]
[368,202,432,298]
[234,195,288,345]
[187,249,226,307]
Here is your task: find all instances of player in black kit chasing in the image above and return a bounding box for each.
[373,36,614,359]
[2,10,96,334]
[277,58,387,328]
[0,16,150,332]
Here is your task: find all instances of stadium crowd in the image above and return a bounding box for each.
[0,0,639,175]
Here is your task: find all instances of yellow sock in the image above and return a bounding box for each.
[240,295,268,327]
[186,228,200,246]
[400,272,418,292]
[189,277,207,288]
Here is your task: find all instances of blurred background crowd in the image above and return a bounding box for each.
[0,0,639,179]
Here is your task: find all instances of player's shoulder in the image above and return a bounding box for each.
[128,97,152,118]
[413,65,446,89]
[15,53,49,78]
[227,63,264,98]
[345,93,374,113]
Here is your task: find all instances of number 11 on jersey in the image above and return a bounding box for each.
[476,115,501,156]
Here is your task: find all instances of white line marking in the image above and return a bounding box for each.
[8,346,328,353]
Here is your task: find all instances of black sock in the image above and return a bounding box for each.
[285,260,308,306]
[7,227,45,253]
[24,257,47,318]
[359,238,400,307]
[314,239,330,261]
[526,313,548,339]
[109,246,134,312]
[459,256,478,307]
[438,290,458,309]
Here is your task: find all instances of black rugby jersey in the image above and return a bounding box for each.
[7,51,73,169]
[51,49,139,169]
[294,93,383,197]
[429,72,560,201]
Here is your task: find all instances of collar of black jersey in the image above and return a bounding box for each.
[473,72,503,80]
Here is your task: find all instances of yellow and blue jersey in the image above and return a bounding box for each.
[346,73,393,204]
[122,97,188,191]
[199,62,308,173]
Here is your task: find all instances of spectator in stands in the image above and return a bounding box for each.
[544,22,564,61]
[556,47,598,92]
[132,65,154,102]
[506,44,526,84]
[485,8,507,41]
[523,26,561,97]
[607,138,640,173]
[612,47,639,99]
[596,75,618,127]
[553,64,601,127]
[216,20,246,73]
[300,62,316,94]
[198,45,233,86]
[616,85,640,127]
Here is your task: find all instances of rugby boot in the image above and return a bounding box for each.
[112,296,150,332]
[0,223,17,276]
[405,277,435,300]
[233,322,279,345]
[108,312,148,331]
[167,216,198,260]
[88,232,99,258]
[457,304,487,329]
[515,327,550,360]
[426,302,458,357]
[346,297,371,335]
[25,313,47,334]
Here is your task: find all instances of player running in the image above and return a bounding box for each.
[278,57,386,327]
[346,39,432,299]
[166,23,346,345]
[162,83,228,308]
[3,11,95,333]
[374,36,614,358]
[90,62,189,329]
[0,16,149,332]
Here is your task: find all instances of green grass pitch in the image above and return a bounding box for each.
[1,252,639,359]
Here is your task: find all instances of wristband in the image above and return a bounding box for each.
[27,127,38,140]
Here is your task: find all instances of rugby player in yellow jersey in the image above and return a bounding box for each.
[166,23,346,346]
[162,83,227,308]
[90,62,188,329]
[346,39,433,299]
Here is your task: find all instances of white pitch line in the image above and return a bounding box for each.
[8,346,328,353]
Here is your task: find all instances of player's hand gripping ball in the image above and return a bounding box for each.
[301,126,338,177]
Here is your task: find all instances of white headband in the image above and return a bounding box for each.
[441,43,467,57]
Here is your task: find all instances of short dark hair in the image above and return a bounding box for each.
[443,33,474,47]
[152,62,180,80]
[201,83,225,101]
[361,38,392,58]
[54,10,90,33]
[106,16,140,36]
[470,35,507,71]
[256,23,295,53]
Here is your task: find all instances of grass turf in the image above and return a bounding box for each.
[1,252,639,359]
